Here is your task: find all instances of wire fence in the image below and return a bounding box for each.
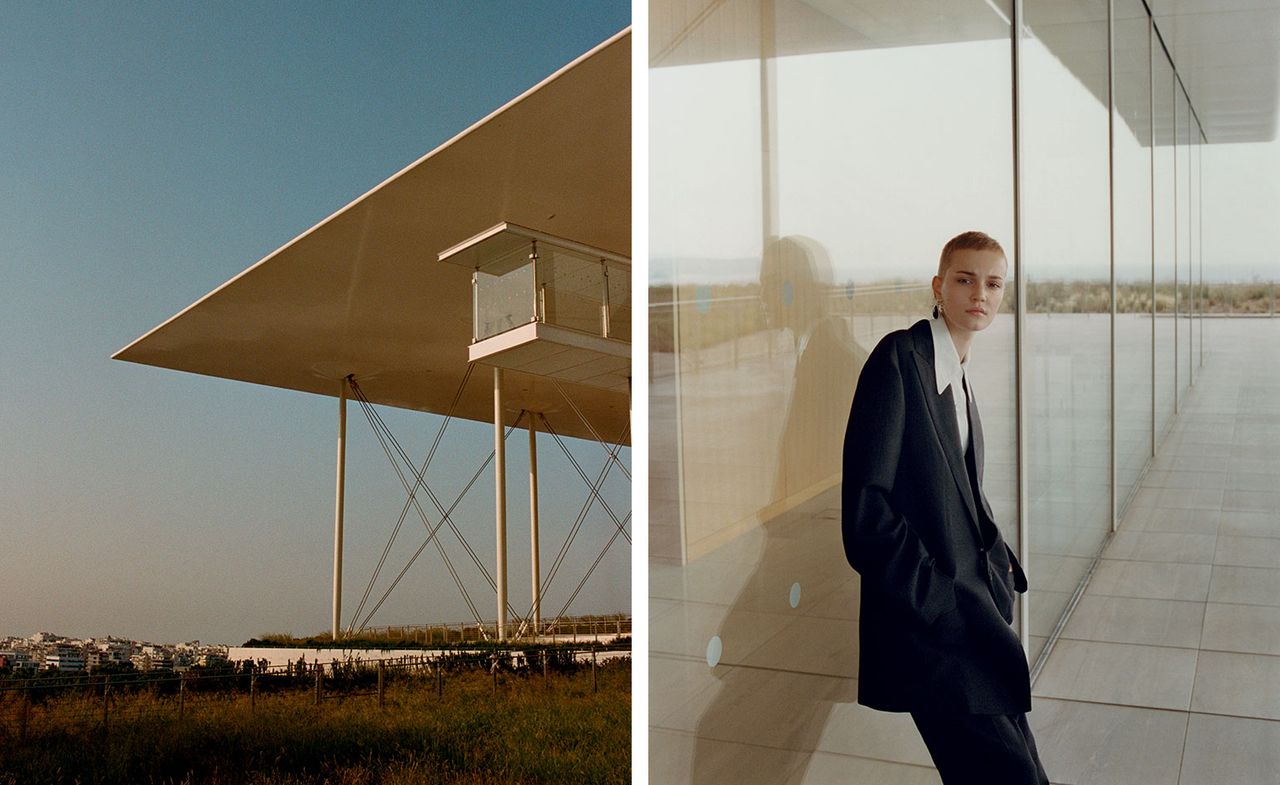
[0,647,626,748]
[356,614,631,645]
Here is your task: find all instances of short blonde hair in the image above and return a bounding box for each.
[938,231,1005,276]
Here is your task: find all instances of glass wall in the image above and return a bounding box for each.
[1177,87,1193,402]
[1021,0,1113,661]
[1114,0,1154,515]
[650,0,1206,782]
[650,2,1014,780]
[1154,46,1176,439]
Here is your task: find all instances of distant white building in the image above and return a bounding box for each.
[1,650,35,670]
[44,647,86,672]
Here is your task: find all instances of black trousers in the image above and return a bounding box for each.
[911,710,1050,785]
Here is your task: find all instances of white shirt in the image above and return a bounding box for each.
[929,315,970,453]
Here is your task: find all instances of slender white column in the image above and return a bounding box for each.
[332,377,348,641]
[529,415,541,637]
[494,368,508,641]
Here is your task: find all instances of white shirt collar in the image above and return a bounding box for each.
[929,315,968,396]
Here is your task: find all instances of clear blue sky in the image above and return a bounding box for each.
[0,1,631,645]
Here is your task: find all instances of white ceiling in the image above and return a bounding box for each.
[1148,0,1280,142]
[652,0,1280,142]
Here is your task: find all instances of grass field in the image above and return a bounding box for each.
[0,662,629,785]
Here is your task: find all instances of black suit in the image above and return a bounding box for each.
[841,318,1030,714]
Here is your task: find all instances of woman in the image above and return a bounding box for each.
[840,231,1049,785]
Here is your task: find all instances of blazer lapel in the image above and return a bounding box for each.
[910,325,982,539]
[966,383,996,524]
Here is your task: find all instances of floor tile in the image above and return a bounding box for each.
[1061,595,1204,649]
[1085,560,1211,601]
[1190,651,1280,720]
[1027,698,1187,785]
[1213,535,1280,569]
[1223,490,1280,513]
[1225,472,1280,492]
[1140,470,1228,491]
[1129,487,1223,511]
[1101,531,1216,564]
[1119,506,1220,535]
[650,653,723,729]
[650,727,809,785]
[1207,565,1280,606]
[1032,640,1197,711]
[1178,713,1280,785]
[787,752,941,785]
[660,665,850,750]
[747,613,858,678]
[1217,510,1280,539]
[1200,602,1280,656]
[811,701,933,766]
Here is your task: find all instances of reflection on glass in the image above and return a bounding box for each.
[650,2,1014,783]
[1114,0,1154,511]
[1021,0,1112,663]
[1177,88,1192,402]
[651,0,1214,782]
[475,261,536,341]
[1154,46,1176,441]
[539,250,607,336]
[607,263,631,342]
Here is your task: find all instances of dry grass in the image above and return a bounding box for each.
[0,663,629,785]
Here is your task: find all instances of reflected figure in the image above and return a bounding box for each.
[690,236,869,784]
[760,236,866,503]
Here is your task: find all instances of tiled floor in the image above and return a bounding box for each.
[1030,319,1280,785]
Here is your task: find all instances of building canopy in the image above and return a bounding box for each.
[115,30,632,446]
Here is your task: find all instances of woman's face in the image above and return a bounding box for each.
[932,248,1007,334]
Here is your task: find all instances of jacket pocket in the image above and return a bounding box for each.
[986,561,1015,625]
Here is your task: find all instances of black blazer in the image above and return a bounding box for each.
[841,318,1030,715]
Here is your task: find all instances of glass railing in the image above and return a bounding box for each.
[472,243,630,342]
[474,260,537,341]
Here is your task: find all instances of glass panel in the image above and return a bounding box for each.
[474,261,535,340]
[1191,123,1200,368]
[1114,1,1153,514]
[1021,0,1112,663]
[650,1,1014,781]
[606,263,631,342]
[1153,46,1176,442]
[538,247,606,336]
[1177,87,1192,402]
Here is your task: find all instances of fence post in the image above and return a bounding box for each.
[592,648,598,693]
[377,661,386,709]
[491,654,498,694]
[542,650,549,687]
[250,672,257,713]
[314,667,322,707]
[178,673,186,720]
[436,661,443,698]
[20,681,30,744]
[101,675,110,736]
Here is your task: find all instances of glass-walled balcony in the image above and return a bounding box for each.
[441,222,630,393]
[469,238,629,344]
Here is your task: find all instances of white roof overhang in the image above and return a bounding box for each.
[115,29,632,446]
